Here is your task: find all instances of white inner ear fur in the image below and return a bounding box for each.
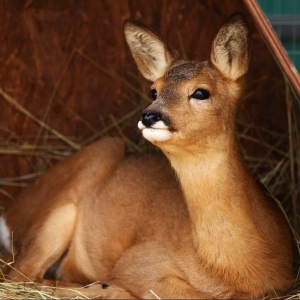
[211,44,232,77]
[211,43,246,80]
[138,33,168,80]
[125,29,171,81]
[210,20,249,81]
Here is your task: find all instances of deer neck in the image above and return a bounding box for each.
[164,136,256,256]
[169,147,241,211]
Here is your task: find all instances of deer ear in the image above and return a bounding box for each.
[124,20,176,82]
[210,14,250,80]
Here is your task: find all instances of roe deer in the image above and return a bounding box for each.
[0,14,294,299]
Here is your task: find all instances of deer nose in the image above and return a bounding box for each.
[141,112,161,127]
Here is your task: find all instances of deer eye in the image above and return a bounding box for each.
[150,89,157,100]
[190,88,210,100]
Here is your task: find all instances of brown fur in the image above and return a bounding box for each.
[0,14,294,298]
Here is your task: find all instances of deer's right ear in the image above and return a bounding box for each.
[124,20,176,82]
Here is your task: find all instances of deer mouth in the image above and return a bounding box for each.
[138,120,172,143]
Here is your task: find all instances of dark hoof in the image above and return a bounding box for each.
[102,283,109,289]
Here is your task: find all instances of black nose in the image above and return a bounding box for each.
[141,112,161,127]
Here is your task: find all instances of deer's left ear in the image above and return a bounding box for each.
[210,14,250,80]
[124,20,177,82]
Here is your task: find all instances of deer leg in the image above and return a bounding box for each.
[7,203,77,281]
[108,242,213,299]
[143,276,212,299]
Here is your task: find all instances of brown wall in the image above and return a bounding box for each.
[0,0,287,205]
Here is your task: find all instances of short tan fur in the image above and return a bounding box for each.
[0,14,294,299]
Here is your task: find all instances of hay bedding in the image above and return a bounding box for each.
[0,0,299,298]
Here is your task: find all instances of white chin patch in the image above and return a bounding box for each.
[142,128,172,142]
[137,120,172,143]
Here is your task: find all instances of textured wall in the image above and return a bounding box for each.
[0,0,287,204]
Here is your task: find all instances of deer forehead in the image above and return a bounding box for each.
[165,60,202,81]
[153,60,227,98]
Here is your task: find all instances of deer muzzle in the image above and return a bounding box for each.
[138,111,172,143]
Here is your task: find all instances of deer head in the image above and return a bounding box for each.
[125,14,250,156]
